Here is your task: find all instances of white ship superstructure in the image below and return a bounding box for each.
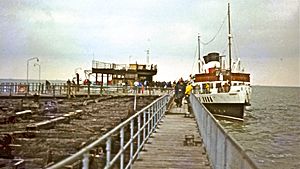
[193,3,251,120]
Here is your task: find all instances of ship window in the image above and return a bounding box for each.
[210,97,213,102]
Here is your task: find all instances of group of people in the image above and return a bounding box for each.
[174,78,193,107]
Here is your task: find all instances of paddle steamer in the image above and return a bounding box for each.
[194,3,251,120]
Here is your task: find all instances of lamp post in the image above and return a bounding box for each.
[26,57,39,95]
[34,63,41,84]
[27,57,39,84]
[34,63,41,95]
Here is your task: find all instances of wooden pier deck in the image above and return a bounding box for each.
[133,101,211,169]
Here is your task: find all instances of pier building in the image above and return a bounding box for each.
[92,60,157,85]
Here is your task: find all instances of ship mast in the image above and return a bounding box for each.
[227,3,232,84]
[198,34,201,73]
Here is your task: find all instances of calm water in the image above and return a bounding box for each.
[220,86,300,169]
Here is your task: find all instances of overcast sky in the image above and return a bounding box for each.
[0,0,299,86]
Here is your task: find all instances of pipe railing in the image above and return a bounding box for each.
[0,83,173,97]
[47,94,170,169]
[190,93,258,169]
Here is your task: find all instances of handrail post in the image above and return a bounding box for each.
[152,103,157,132]
[38,83,41,95]
[224,136,227,169]
[134,87,137,111]
[164,96,166,112]
[105,137,111,168]
[120,127,124,169]
[155,102,158,128]
[157,101,160,124]
[214,127,218,168]
[41,83,44,94]
[153,104,156,130]
[137,114,141,159]
[143,111,146,149]
[158,100,161,124]
[87,83,91,98]
[82,153,89,169]
[130,119,134,168]
[9,84,12,96]
[157,101,159,126]
[150,106,153,133]
[27,84,29,96]
[153,103,156,130]
[67,83,71,99]
[53,85,55,97]
[147,110,150,138]
[59,85,62,95]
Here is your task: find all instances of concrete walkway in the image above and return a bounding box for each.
[132,101,211,169]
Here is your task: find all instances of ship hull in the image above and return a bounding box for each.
[203,103,244,119]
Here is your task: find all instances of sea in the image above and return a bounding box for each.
[220,86,300,169]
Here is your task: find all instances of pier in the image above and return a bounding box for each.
[132,102,211,169]
[0,85,259,169]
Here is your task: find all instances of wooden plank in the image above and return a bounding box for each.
[132,104,211,169]
[15,110,32,115]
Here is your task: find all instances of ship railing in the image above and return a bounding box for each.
[47,94,170,169]
[190,93,259,169]
[92,60,127,70]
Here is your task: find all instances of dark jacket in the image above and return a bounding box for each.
[175,82,186,98]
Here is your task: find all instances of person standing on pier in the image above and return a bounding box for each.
[174,78,186,107]
[185,82,193,96]
[185,82,193,103]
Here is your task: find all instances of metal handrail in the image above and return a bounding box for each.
[190,93,258,169]
[0,83,173,97]
[47,94,170,169]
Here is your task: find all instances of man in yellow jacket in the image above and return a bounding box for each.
[185,82,193,96]
[185,82,193,104]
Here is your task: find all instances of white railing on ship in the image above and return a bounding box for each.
[92,60,127,70]
[190,93,258,169]
[47,94,170,169]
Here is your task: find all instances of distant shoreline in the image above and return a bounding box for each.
[0,78,66,84]
[252,85,300,88]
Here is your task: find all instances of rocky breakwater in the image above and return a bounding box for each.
[0,95,159,168]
